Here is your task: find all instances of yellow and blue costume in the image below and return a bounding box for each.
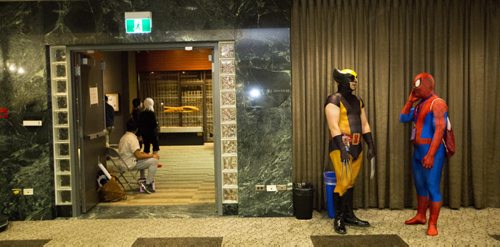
[324,68,375,234]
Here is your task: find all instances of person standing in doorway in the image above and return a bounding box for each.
[105,95,115,148]
[139,97,160,154]
[131,98,143,148]
[324,68,376,234]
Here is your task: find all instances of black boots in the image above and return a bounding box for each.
[333,193,346,234]
[343,188,370,227]
[333,188,370,234]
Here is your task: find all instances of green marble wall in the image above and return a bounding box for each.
[0,0,291,220]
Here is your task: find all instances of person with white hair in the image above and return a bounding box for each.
[139,98,160,156]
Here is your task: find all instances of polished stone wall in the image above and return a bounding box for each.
[236,29,292,216]
[0,3,53,220]
[0,0,291,220]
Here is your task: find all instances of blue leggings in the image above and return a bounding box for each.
[412,144,446,202]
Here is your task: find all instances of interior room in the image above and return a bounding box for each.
[80,48,217,217]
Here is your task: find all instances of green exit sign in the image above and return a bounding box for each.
[125,12,152,34]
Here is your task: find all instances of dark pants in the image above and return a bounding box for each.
[143,135,159,153]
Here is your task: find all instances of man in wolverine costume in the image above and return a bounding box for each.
[400,72,448,236]
[324,68,376,234]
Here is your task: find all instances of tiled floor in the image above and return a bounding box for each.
[1,208,499,246]
[103,143,215,206]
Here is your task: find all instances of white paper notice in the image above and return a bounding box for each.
[89,87,98,105]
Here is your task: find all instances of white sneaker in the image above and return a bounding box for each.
[139,181,151,194]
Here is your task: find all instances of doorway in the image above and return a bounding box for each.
[67,43,221,218]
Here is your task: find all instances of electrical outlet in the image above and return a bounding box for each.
[23,188,34,195]
[266,185,277,192]
[12,188,22,196]
[277,184,287,191]
[255,184,265,192]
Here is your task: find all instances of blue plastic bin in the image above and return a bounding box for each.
[324,171,336,218]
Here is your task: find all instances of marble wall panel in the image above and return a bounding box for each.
[235,28,293,216]
[0,3,52,220]
[0,0,291,220]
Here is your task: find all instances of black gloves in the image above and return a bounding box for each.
[363,133,376,160]
[333,135,350,163]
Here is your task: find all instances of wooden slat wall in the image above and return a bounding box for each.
[136,49,212,72]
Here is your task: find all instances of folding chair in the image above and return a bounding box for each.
[105,147,139,191]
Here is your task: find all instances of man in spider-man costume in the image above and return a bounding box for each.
[400,72,448,236]
[325,68,376,234]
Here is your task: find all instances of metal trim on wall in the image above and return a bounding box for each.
[60,42,224,216]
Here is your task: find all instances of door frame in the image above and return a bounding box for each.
[67,42,222,216]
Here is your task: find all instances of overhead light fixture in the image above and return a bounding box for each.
[185,46,193,51]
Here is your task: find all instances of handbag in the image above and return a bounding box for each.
[98,175,127,202]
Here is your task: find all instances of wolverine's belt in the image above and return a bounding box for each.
[342,133,361,146]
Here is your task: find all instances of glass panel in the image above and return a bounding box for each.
[222,124,236,138]
[56,80,67,93]
[60,191,71,203]
[220,43,234,58]
[57,128,68,141]
[55,64,66,77]
[57,112,68,125]
[223,140,237,153]
[58,143,69,156]
[223,156,237,170]
[223,172,237,185]
[221,91,236,106]
[221,108,236,122]
[54,49,66,62]
[58,159,70,172]
[56,96,67,109]
[223,188,238,201]
[220,59,235,74]
[59,175,71,187]
[221,75,235,90]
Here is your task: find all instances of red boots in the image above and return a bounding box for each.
[427,201,442,236]
[405,196,442,236]
[405,196,428,225]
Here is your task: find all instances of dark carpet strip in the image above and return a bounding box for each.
[311,234,408,247]
[132,237,222,247]
[0,240,51,247]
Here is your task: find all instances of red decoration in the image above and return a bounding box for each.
[0,107,8,119]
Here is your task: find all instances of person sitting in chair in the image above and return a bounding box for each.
[118,119,159,193]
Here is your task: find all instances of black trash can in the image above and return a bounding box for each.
[293,183,314,220]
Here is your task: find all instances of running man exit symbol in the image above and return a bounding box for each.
[125,11,152,34]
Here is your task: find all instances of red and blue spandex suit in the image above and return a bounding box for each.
[400,72,448,236]
[400,98,447,202]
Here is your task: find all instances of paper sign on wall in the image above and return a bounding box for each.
[89,87,98,105]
